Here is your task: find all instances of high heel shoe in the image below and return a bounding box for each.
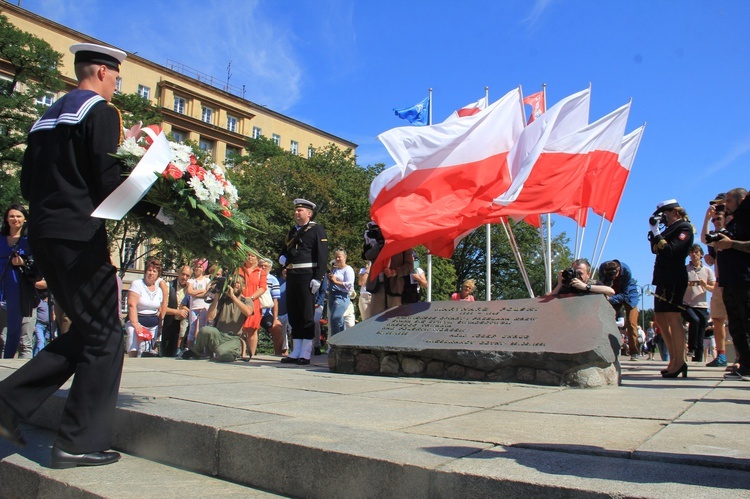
[660,368,669,375]
[662,363,688,378]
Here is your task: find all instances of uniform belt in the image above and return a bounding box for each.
[287,262,316,269]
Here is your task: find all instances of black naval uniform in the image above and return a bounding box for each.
[649,219,694,313]
[0,89,125,455]
[281,221,328,342]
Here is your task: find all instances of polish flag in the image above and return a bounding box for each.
[496,102,631,223]
[523,90,545,124]
[370,88,525,272]
[422,88,591,255]
[443,96,489,122]
[590,125,645,222]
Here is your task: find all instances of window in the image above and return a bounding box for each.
[272,133,280,146]
[290,140,299,155]
[252,126,262,139]
[174,96,186,114]
[171,129,186,142]
[308,145,314,159]
[35,93,55,107]
[225,146,240,166]
[201,106,213,124]
[137,84,150,100]
[115,77,122,93]
[199,139,214,158]
[226,115,237,133]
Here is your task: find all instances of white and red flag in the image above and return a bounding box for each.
[423,88,591,254]
[443,96,488,122]
[590,125,645,222]
[369,88,525,271]
[523,90,545,124]
[497,101,631,224]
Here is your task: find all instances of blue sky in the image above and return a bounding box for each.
[21,0,750,306]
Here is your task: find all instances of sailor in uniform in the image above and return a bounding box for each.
[0,43,127,468]
[279,199,328,365]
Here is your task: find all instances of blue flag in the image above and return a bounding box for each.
[394,96,429,126]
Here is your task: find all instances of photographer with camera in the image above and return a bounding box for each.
[550,258,615,297]
[708,188,750,381]
[598,260,640,361]
[648,199,694,378]
[682,245,715,363]
[182,275,253,362]
[702,194,729,367]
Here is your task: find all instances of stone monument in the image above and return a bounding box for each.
[327,294,621,388]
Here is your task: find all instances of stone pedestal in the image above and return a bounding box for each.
[327,294,621,387]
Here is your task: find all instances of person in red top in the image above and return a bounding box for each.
[451,279,476,301]
[238,253,267,357]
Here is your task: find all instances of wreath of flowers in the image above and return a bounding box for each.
[113,124,258,268]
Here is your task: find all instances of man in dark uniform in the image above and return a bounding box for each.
[279,199,328,365]
[0,43,126,468]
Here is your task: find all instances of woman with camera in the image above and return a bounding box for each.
[648,199,694,378]
[0,204,44,359]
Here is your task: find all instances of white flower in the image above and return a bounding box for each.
[188,176,211,202]
[223,182,238,205]
[202,172,225,203]
[117,137,146,157]
[169,142,193,171]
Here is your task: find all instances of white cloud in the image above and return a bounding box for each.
[704,135,750,176]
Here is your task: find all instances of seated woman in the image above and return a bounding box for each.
[125,259,166,357]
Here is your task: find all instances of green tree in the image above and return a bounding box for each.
[111,92,163,129]
[229,137,382,269]
[450,221,573,300]
[0,13,65,208]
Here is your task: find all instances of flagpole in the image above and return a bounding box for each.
[484,86,492,301]
[501,219,534,297]
[426,87,434,302]
[542,84,553,294]
[590,213,607,280]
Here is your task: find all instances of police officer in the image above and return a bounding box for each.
[279,199,328,365]
[648,199,694,378]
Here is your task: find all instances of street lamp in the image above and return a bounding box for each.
[638,284,654,330]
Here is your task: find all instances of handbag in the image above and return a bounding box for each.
[259,288,274,309]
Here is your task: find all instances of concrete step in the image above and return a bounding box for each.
[0,424,283,498]
[2,356,750,498]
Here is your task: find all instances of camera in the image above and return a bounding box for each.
[715,204,725,213]
[600,268,618,287]
[561,267,577,286]
[649,213,665,226]
[705,228,729,243]
[205,276,227,303]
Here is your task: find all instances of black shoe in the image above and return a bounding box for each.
[181,349,200,360]
[297,358,311,365]
[0,399,25,448]
[662,363,688,379]
[50,446,121,469]
[280,356,299,364]
[313,347,322,356]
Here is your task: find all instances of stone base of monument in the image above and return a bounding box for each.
[327,294,622,388]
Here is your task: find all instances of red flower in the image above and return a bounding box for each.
[219,196,229,207]
[187,164,206,181]
[163,163,183,180]
[221,210,232,218]
[143,125,163,146]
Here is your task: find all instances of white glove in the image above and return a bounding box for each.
[278,255,287,266]
[310,279,321,295]
[649,221,661,237]
[364,232,378,249]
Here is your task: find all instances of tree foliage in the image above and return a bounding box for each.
[229,137,383,268]
[0,13,65,208]
[111,92,163,129]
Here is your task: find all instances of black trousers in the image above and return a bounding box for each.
[0,232,124,454]
[286,270,315,340]
[724,284,750,374]
[683,306,709,361]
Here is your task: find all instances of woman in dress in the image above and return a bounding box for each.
[327,248,355,337]
[125,259,166,357]
[238,253,267,357]
[451,279,476,302]
[648,199,694,378]
[0,204,41,359]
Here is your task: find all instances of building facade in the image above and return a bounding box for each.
[1,2,356,166]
